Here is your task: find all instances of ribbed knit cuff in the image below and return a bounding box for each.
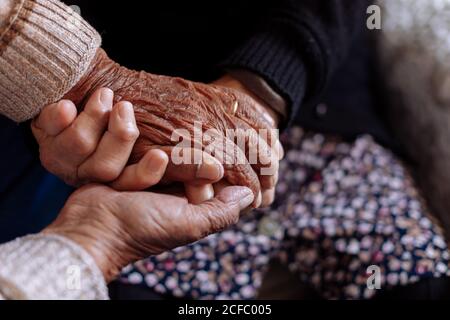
[220,29,308,128]
[0,0,101,122]
[0,234,108,300]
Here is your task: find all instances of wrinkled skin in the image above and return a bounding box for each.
[44,183,254,282]
[31,89,225,196]
[64,49,279,206]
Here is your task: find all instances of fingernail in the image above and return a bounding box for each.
[255,191,262,208]
[239,191,255,210]
[118,102,133,121]
[196,157,223,181]
[100,88,113,105]
[276,140,284,160]
[261,190,275,208]
[219,186,254,210]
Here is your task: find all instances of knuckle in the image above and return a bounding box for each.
[86,107,108,121]
[113,126,139,143]
[87,104,109,120]
[71,132,96,157]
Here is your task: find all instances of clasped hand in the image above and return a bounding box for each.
[32,74,283,281]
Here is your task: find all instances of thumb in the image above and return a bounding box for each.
[188,186,254,238]
[215,186,254,211]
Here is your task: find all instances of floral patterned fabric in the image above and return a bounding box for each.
[120,127,450,299]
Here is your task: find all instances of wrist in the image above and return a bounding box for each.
[43,221,123,283]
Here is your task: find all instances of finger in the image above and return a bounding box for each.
[230,90,280,148]
[222,138,262,207]
[262,168,279,192]
[78,101,139,182]
[134,145,225,184]
[232,118,279,190]
[264,129,284,161]
[213,180,255,215]
[82,87,114,128]
[261,188,275,208]
[32,100,77,140]
[214,87,278,164]
[167,148,224,184]
[56,88,113,161]
[110,149,169,191]
[188,186,254,238]
[213,180,231,194]
[273,170,279,187]
[230,90,283,161]
[185,183,215,204]
[202,133,262,207]
[247,126,279,187]
[277,141,285,160]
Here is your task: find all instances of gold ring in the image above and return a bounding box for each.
[231,101,239,115]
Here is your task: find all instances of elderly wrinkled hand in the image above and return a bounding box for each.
[62,49,282,207]
[42,150,254,282]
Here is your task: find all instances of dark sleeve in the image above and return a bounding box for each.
[220,0,372,126]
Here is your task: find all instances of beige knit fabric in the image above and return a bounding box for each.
[0,0,101,122]
[0,234,109,300]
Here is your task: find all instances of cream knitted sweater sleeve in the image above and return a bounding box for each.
[0,0,101,122]
[0,234,109,300]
